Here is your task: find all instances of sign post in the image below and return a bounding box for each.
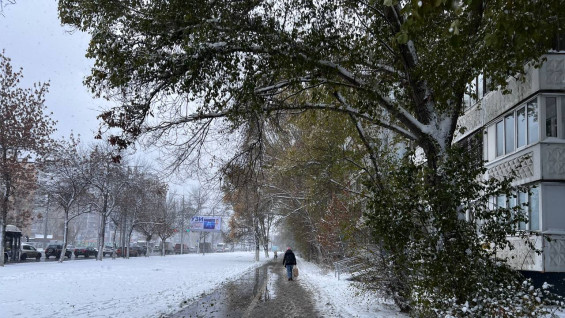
[190,216,222,255]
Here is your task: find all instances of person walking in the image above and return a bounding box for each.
[282,247,297,281]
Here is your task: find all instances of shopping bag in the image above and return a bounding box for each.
[292,266,299,277]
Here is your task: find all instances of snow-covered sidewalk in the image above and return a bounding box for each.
[0,252,410,318]
[297,258,407,317]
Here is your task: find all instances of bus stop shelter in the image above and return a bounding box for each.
[4,224,22,262]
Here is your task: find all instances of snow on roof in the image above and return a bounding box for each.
[6,224,21,233]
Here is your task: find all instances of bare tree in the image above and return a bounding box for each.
[135,174,167,256]
[186,186,213,254]
[85,145,128,261]
[0,52,56,266]
[155,193,176,256]
[0,0,15,16]
[42,135,90,262]
[175,195,197,255]
[114,164,154,258]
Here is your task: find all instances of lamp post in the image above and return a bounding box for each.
[180,196,185,254]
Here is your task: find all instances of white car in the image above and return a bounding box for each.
[20,244,42,261]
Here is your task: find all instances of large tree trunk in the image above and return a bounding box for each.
[96,213,107,260]
[145,234,152,256]
[111,228,117,259]
[58,213,70,263]
[254,219,260,261]
[262,233,269,258]
[96,194,109,261]
[313,242,323,263]
[1,157,10,267]
[0,210,5,267]
[126,225,135,259]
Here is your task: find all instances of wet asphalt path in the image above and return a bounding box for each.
[167,260,320,318]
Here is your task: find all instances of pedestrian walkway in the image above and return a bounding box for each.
[168,259,320,318]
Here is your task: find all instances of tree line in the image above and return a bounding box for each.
[0,51,208,265]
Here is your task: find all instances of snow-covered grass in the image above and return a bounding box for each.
[0,251,405,318]
[297,258,407,317]
[0,252,267,318]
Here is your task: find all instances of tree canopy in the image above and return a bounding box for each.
[59,0,564,167]
[0,51,57,266]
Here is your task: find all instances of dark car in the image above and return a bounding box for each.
[45,244,72,259]
[174,244,189,254]
[116,246,139,257]
[74,246,98,258]
[132,245,146,256]
[20,244,42,261]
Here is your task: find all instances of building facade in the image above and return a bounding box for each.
[456,52,565,272]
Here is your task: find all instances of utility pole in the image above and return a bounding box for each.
[43,194,50,246]
[180,196,185,254]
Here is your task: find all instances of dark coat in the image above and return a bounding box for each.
[282,249,297,266]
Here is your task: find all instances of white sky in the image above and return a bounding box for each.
[0,0,205,194]
[0,0,105,141]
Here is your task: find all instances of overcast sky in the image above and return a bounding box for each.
[0,1,218,197]
[0,0,106,141]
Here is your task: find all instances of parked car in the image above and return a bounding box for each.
[44,244,72,259]
[174,244,189,254]
[133,245,147,256]
[74,246,98,258]
[215,243,226,253]
[103,246,115,257]
[20,243,42,261]
[116,246,139,257]
[131,246,146,256]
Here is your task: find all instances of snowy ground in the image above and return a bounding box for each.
[297,259,407,318]
[0,251,407,318]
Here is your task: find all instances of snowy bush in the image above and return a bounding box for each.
[363,146,564,317]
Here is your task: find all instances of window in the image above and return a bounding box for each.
[517,106,526,148]
[458,132,483,169]
[546,97,557,137]
[496,121,504,157]
[514,188,540,232]
[518,191,528,230]
[527,99,539,144]
[463,74,490,109]
[553,32,565,51]
[529,187,540,231]
[562,97,565,138]
[493,98,540,158]
[491,186,540,232]
[505,114,515,153]
[508,195,517,229]
[540,96,565,140]
[477,74,484,99]
[496,194,507,208]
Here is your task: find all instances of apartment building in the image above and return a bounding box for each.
[455,51,565,273]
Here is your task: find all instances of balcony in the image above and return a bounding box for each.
[485,141,565,185]
[455,53,565,143]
